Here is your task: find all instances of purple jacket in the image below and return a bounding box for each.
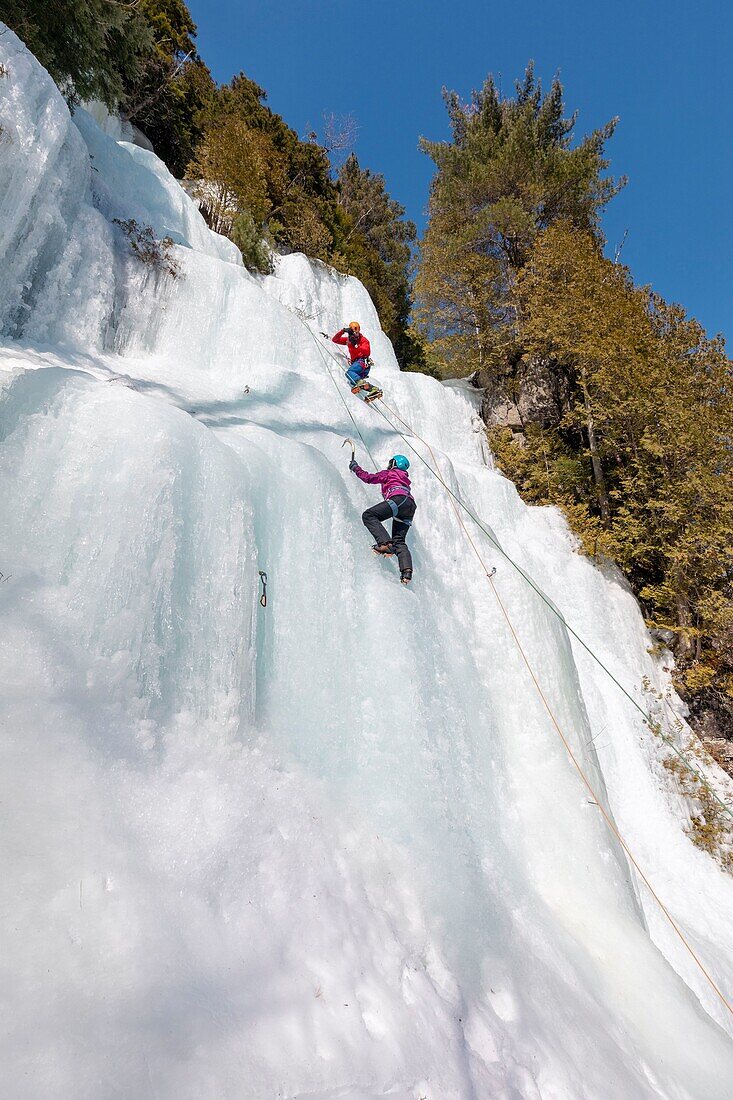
[351,463,413,501]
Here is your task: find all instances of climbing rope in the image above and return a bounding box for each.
[371,395,733,826]
[287,309,377,469]
[298,318,732,1015]
[371,397,732,1018]
[294,316,732,816]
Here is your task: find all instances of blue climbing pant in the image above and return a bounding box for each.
[346,357,370,386]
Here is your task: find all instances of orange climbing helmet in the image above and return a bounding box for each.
[347,321,361,332]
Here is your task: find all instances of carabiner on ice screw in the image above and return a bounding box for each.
[258,570,268,608]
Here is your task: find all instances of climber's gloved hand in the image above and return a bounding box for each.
[349,458,357,470]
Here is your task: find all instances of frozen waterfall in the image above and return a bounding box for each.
[1,27,732,1100]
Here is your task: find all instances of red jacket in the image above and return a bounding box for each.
[333,329,371,363]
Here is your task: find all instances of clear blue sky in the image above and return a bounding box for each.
[188,0,731,341]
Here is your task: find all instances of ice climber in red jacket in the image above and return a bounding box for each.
[332,321,372,392]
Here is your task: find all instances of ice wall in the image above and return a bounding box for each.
[1,27,733,1100]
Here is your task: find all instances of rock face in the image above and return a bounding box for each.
[678,683,733,780]
[476,355,571,438]
[703,739,733,773]
[480,389,524,433]
[515,355,571,428]
[689,687,733,744]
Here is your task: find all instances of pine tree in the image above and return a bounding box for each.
[191,75,340,263]
[497,221,733,711]
[416,63,623,376]
[187,116,275,233]
[335,154,418,367]
[1,0,152,107]
[121,0,215,178]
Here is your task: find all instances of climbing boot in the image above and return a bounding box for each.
[400,569,412,584]
[372,543,394,556]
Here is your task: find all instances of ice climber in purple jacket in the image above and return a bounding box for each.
[349,453,416,584]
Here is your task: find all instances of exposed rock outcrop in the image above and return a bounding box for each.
[475,354,571,439]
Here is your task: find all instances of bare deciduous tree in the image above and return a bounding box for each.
[305,111,359,166]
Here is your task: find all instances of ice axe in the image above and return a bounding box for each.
[342,438,356,463]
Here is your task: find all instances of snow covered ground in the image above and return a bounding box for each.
[1,27,732,1099]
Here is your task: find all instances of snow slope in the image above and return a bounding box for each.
[1,27,732,1100]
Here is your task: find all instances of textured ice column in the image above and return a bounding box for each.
[0,27,115,344]
[0,365,259,728]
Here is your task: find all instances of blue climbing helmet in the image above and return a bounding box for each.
[389,454,410,471]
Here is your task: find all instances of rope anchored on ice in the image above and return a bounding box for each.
[361,395,733,1017]
[288,298,733,1010]
[286,308,378,468]
[367,393,733,823]
[302,303,732,823]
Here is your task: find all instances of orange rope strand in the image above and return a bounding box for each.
[376,396,733,1019]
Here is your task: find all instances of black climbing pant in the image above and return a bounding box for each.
[362,495,417,573]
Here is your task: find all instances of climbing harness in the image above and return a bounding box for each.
[386,496,413,525]
[258,570,268,608]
